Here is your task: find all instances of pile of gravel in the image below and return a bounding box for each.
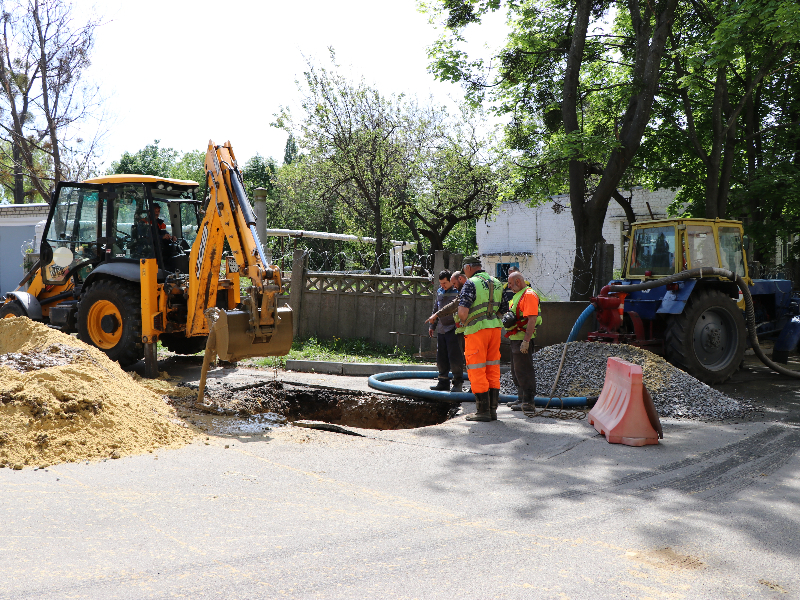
[500,342,755,421]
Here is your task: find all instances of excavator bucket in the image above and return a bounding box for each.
[214,306,294,362]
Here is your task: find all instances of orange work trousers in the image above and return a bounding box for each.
[464,327,501,394]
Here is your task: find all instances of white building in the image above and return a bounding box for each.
[476,188,678,300]
[0,203,49,295]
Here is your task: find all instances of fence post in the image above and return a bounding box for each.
[288,249,307,338]
[433,250,448,278]
[594,242,615,295]
[253,187,267,245]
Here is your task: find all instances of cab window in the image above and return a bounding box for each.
[719,227,746,276]
[42,185,101,284]
[110,185,156,260]
[686,225,719,269]
[629,226,675,276]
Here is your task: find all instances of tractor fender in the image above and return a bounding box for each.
[82,262,142,290]
[773,316,800,364]
[656,279,697,315]
[4,291,43,321]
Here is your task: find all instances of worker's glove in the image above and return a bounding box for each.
[502,311,517,329]
[520,339,530,354]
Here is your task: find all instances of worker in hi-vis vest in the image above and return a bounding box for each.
[456,256,504,422]
[503,272,541,412]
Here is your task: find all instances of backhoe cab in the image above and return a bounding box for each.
[1,141,293,376]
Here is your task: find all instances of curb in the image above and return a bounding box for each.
[284,360,435,376]
[284,359,511,377]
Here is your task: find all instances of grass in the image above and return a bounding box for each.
[244,335,422,369]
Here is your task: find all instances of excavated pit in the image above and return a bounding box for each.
[179,380,459,430]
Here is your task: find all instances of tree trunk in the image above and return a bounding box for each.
[563,0,592,300]
[12,140,24,204]
[567,0,679,300]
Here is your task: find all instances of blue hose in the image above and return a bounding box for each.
[567,303,596,342]
[367,371,592,408]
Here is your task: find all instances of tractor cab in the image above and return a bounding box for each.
[623,218,750,284]
[40,175,202,288]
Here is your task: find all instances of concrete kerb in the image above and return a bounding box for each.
[285,359,510,377]
[285,360,434,376]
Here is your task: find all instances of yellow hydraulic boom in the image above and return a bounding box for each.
[187,140,292,362]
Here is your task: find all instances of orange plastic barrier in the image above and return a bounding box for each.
[588,357,663,447]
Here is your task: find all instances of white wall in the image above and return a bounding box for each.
[476,189,678,300]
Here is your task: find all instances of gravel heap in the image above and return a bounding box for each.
[500,342,754,421]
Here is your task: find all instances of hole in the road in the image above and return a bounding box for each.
[188,381,459,431]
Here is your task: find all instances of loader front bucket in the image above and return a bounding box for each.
[214,305,293,362]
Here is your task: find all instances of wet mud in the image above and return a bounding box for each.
[176,380,459,430]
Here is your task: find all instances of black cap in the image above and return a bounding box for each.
[462,255,482,267]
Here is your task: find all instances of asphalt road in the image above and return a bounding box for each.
[2,356,799,599]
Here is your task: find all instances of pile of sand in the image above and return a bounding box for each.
[0,317,195,469]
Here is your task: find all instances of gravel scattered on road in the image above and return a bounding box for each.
[500,342,755,421]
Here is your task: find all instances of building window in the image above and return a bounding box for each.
[496,262,519,281]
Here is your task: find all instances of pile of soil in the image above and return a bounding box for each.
[0,317,195,469]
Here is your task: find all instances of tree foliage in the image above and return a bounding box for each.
[275,52,503,272]
[638,0,800,260]
[109,141,207,198]
[0,0,104,203]
[426,0,679,299]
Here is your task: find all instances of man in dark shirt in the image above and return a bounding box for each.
[427,270,464,392]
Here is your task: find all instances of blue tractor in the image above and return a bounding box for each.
[587,218,799,384]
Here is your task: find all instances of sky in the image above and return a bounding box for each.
[85,0,509,171]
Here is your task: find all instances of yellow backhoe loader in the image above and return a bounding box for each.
[0,141,292,376]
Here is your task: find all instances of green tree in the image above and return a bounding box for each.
[0,0,103,203]
[637,0,800,260]
[427,0,679,299]
[400,106,504,257]
[283,135,299,165]
[275,52,420,273]
[110,140,178,177]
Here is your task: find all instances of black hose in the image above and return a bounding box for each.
[604,268,800,379]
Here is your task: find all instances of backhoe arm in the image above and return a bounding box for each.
[186,140,282,336]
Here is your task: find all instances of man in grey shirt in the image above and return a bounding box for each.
[427,269,464,392]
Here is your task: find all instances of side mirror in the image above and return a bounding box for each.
[40,239,53,266]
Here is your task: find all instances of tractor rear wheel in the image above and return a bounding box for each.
[77,279,143,367]
[0,300,27,319]
[664,289,746,384]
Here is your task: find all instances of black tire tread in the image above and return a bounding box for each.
[664,289,746,384]
[0,300,27,319]
[77,279,143,367]
[159,332,208,355]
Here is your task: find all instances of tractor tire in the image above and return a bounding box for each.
[664,289,746,384]
[77,279,143,368]
[159,332,208,355]
[0,300,27,319]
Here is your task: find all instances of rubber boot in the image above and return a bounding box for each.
[508,391,523,411]
[430,377,450,391]
[465,392,492,422]
[450,379,463,393]
[489,388,499,421]
[521,389,536,412]
[510,389,525,411]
